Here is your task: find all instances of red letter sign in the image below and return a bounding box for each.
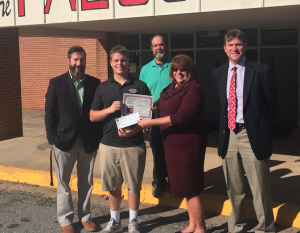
[81,0,108,10]
[44,0,51,14]
[45,0,76,14]
[69,0,76,10]
[119,0,148,6]
[18,0,25,16]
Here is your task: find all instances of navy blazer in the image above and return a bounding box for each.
[212,59,279,160]
[45,72,102,154]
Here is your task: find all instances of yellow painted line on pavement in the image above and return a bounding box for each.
[0,165,299,228]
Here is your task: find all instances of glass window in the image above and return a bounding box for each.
[120,34,139,50]
[196,50,227,123]
[171,32,194,48]
[240,28,257,46]
[261,27,298,46]
[260,48,298,127]
[171,51,194,61]
[141,33,168,49]
[141,51,154,67]
[196,30,227,48]
[245,49,258,62]
[197,28,257,48]
[129,52,140,79]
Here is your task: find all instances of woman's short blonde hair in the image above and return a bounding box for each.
[169,54,198,83]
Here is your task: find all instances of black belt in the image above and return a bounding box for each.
[234,123,246,134]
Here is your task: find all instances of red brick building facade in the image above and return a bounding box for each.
[0,28,23,141]
[19,33,117,110]
[0,30,117,141]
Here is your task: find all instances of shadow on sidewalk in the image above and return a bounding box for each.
[272,168,300,228]
[202,160,285,199]
[204,123,300,157]
[152,160,300,229]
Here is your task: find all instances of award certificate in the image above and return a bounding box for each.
[122,93,153,119]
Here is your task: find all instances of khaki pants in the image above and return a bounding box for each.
[99,143,146,193]
[222,129,275,233]
[54,136,97,227]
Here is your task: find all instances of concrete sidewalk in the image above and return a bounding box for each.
[0,110,300,228]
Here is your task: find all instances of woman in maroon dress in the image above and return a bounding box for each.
[138,54,207,233]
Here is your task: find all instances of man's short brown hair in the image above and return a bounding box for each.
[68,46,86,59]
[224,29,247,45]
[169,54,198,83]
[150,34,167,47]
[110,45,129,60]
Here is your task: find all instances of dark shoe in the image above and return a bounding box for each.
[61,224,74,233]
[82,220,97,232]
[152,185,165,198]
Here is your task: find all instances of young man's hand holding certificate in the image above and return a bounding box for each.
[115,93,154,129]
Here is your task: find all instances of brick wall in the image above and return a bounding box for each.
[19,35,117,110]
[0,28,23,141]
[99,32,118,78]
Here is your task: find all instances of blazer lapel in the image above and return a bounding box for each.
[220,63,229,115]
[64,72,79,111]
[243,59,255,107]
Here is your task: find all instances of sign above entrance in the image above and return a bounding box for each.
[0,0,298,27]
[0,0,15,26]
[79,0,113,21]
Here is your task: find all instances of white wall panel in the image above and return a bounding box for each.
[79,0,114,21]
[115,0,154,19]
[0,0,15,27]
[45,0,78,24]
[1,0,300,28]
[15,0,44,25]
[155,0,200,16]
[201,0,261,12]
[264,0,300,7]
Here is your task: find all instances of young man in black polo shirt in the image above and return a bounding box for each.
[90,45,151,233]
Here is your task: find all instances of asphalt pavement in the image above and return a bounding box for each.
[1,180,299,233]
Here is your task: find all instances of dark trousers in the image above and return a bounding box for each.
[148,125,168,188]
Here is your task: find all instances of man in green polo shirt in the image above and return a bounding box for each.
[139,34,172,198]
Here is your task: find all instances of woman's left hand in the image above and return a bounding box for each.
[138,119,152,129]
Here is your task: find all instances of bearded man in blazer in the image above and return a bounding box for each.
[45,46,102,233]
[212,29,278,233]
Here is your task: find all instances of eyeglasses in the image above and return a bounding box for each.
[173,68,187,72]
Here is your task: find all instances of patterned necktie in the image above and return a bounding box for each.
[228,66,237,131]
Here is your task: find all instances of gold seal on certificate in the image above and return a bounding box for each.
[122,93,154,119]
